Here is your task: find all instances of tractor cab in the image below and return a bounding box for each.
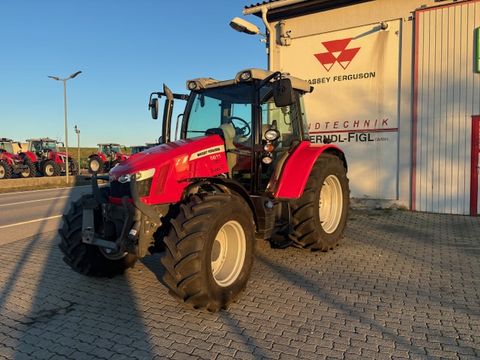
[149,69,311,195]
[26,138,60,157]
[0,138,15,154]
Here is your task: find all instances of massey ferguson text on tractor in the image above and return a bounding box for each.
[88,143,128,174]
[60,69,350,311]
[26,138,78,177]
[0,138,36,179]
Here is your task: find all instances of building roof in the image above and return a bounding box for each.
[245,0,372,21]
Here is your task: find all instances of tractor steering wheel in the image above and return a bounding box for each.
[227,116,251,137]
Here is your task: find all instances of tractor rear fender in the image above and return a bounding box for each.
[272,141,347,199]
[90,153,107,162]
[20,151,37,163]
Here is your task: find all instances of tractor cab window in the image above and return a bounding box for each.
[44,141,57,151]
[111,145,120,154]
[185,83,253,140]
[0,142,13,153]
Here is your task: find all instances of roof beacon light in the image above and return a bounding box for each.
[187,81,197,90]
[240,71,252,81]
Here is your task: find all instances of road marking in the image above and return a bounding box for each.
[0,185,91,197]
[0,196,70,208]
[0,215,63,230]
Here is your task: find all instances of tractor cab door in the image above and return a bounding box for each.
[256,85,307,194]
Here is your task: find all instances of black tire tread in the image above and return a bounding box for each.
[58,194,137,277]
[161,193,254,312]
[290,153,349,251]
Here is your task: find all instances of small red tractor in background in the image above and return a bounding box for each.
[26,138,78,177]
[88,143,129,174]
[0,138,36,179]
[60,69,350,311]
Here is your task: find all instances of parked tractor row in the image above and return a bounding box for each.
[0,138,136,179]
[0,137,77,179]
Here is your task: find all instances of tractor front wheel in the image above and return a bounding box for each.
[59,194,137,277]
[290,153,349,251]
[0,161,12,179]
[161,193,255,311]
[42,160,61,177]
[20,158,36,178]
[88,156,103,174]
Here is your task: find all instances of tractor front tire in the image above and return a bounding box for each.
[88,156,103,174]
[42,160,61,177]
[59,194,137,277]
[0,161,12,179]
[290,153,349,251]
[161,193,255,311]
[20,158,36,178]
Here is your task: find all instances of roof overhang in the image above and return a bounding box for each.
[244,0,374,21]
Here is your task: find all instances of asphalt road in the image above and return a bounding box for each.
[0,186,91,245]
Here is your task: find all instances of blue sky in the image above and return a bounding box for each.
[0,1,265,147]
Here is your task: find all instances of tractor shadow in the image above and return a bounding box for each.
[0,187,157,359]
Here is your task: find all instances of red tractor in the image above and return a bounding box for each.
[0,138,37,179]
[60,69,349,311]
[26,138,78,177]
[88,143,129,174]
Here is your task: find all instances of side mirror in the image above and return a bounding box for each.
[149,98,159,120]
[273,78,295,107]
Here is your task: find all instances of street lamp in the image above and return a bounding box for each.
[74,125,81,173]
[48,70,82,184]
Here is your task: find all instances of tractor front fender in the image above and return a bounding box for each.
[272,141,347,200]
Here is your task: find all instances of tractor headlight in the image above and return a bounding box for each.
[187,81,197,90]
[135,168,155,181]
[116,168,155,184]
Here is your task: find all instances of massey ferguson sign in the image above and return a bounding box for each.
[279,20,401,199]
[314,38,361,71]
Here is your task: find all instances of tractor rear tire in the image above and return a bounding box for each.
[88,156,103,174]
[59,194,137,277]
[20,158,36,178]
[161,193,255,311]
[42,160,61,177]
[0,161,12,179]
[290,153,349,251]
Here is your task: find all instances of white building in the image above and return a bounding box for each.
[242,0,480,215]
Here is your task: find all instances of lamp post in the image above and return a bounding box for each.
[74,125,81,173]
[48,70,82,184]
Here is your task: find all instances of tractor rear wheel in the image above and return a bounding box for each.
[42,160,61,177]
[290,153,349,251]
[88,156,103,174]
[59,194,137,277]
[0,161,12,179]
[20,158,36,178]
[161,193,255,311]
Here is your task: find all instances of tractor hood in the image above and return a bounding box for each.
[109,135,229,183]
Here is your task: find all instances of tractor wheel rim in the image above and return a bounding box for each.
[90,160,99,172]
[319,175,343,234]
[21,169,30,177]
[45,165,54,176]
[0,167,4,178]
[211,220,246,287]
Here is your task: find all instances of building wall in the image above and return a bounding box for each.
[266,0,479,213]
[414,1,480,214]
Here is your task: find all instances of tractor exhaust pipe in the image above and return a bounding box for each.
[162,84,174,144]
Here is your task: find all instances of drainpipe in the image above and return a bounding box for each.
[243,0,307,70]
